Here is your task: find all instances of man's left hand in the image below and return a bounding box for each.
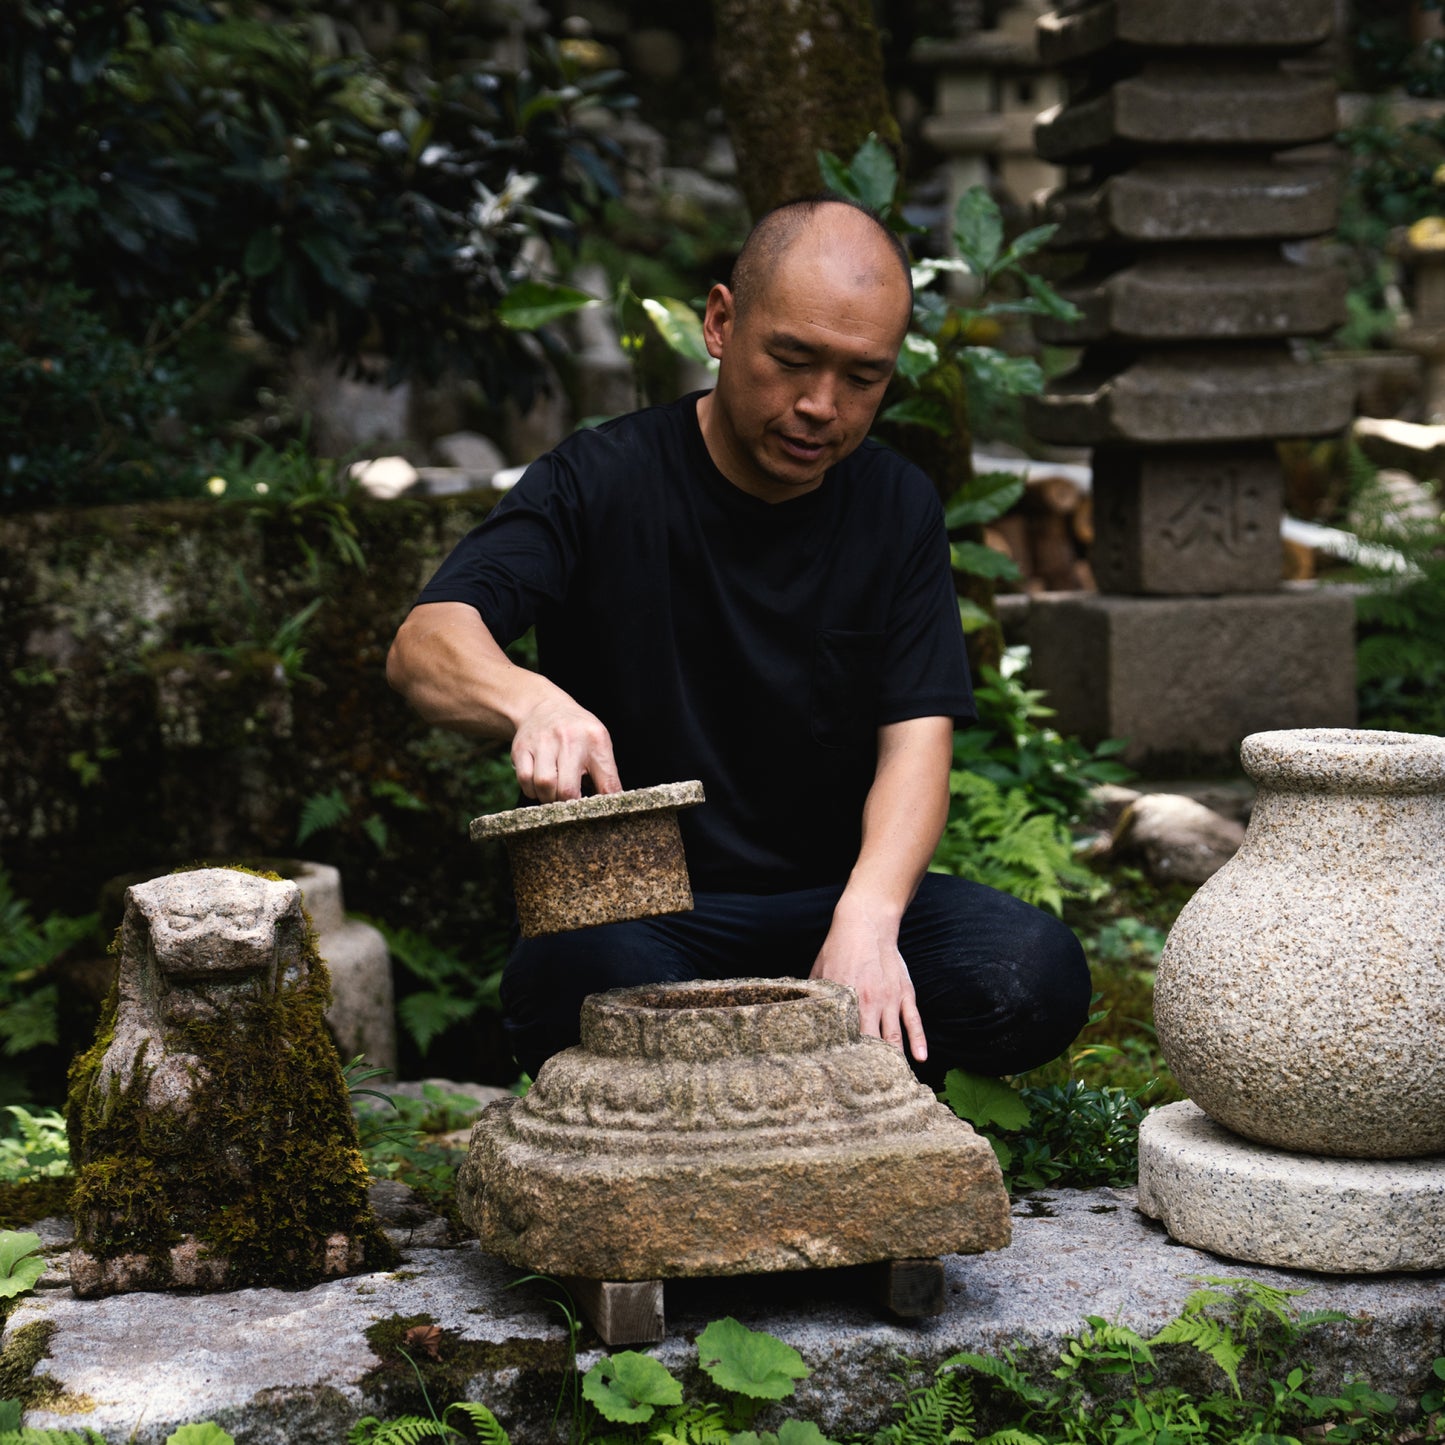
[809,897,927,1063]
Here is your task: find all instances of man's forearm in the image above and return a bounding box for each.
[839,715,954,922]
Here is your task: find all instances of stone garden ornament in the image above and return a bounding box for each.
[1140,727,1445,1272]
[68,866,391,1297]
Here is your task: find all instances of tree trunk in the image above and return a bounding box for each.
[709,0,901,216]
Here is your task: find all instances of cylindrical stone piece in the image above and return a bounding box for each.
[471,781,704,937]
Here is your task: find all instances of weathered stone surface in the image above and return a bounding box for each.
[1039,0,1335,65]
[471,781,705,937]
[294,860,397,1074]
[1089,447,1283,594]
[1110,794,1245,885]
[457,979,1010,1279]
[1153,729,1445,1158]
[14,1187,1445,1444]
[1038,251,1346,345]
[1028,349,1355,446]
[1035,65,1335,160]
[68,868,391,1297]
[1023,588,1357,767]
[1139,1101,1445,1272]
[1040,160,1338,247]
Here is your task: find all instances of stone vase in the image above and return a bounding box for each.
[1153,727,1445,1158]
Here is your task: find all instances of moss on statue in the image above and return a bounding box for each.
[0,1321,94,1414]
[66,866,396,1294]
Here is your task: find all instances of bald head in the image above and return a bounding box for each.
[728,196,913,325]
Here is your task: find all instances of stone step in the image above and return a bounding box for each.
[1039,0,1335,65]
[1035,64,1336,159]
[11,1187,1444,1443]
[1036,251,1346,344]
[1040,158,1339,246]
[1026,348,1356,446]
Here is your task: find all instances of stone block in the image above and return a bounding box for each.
[1039,0,1335,65]
[1023,587,1356,767]
[1089,447,1283,594]
[1035,65,1335,160]
[1040,159,1338,247]
[458,979,1010,1280]
[1039,251,1346,345]
[1028,349,1356,447]
[1138,1101,1445,1272]
[1352,415,1445,482]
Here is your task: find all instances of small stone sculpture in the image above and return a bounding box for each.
[68,867,392,1298]
[458,977,1010,1281]
[471,780,704,936]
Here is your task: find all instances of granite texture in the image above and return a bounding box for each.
[470,781,704,937]
[1154,729,1445,1157]
[457,979,1010,1278]
[1038,0,1335,63]
[15,1186,1445,1445]
[1138,1101,1445,1272]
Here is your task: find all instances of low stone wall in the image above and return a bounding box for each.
[0,490,516,1080]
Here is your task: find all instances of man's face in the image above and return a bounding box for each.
[698,219,911,503]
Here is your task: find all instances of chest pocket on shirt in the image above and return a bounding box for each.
[811,630,884,749]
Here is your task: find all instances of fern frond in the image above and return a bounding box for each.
[339,1415,455,1445]
[941,1353,1051,1406]
[443,1402,508,1444]
[976,1431,1049,1445]
[1150,1316,1244,1395]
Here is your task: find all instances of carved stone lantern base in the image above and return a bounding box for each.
[458,978,1009,1337]
[471,781,704,936]
[1139,1101,1445,1273]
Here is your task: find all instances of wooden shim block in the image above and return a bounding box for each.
[870,1258,947,1319]
[563,1276,666,1346]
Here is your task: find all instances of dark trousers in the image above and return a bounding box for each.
[501,872,1091,1088]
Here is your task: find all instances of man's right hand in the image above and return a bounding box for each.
[512,697,622,802]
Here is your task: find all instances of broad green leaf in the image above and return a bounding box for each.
[243,228,283,278]
[879,395,951,437]
[894,333,939,382]
[951,541,1021,582]
[1022,271,1083,323]
[953,188,1003,276]
[817,148,863,203]
[944,1070,1032,1131]
[846,134,899,214]
[697,1317,808,1401]
[166,1425,238,1445]
[1002,224,1057,265]
[0,1398,20,1430]
[961,349,1044,397]
[945,472,1025,529]
[0,1230,45,1298]
[957,598,996,634]
[641,297,714,367]
[777,1421,838,1445]
[583,1352,682,1423]
[988,1134,1014,1172]
[497,281,598,331]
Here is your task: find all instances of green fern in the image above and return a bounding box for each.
[0,1428,108,1444]
[1149,1316,1245,1396]
[938,1353,1052,1409]
[296,787,352,845]
[872,1359,977,1443]
[346,1415,458,1444]
[1052,1319,1155,1382]
[932,773,1104,916]
[440,1403,509,1444]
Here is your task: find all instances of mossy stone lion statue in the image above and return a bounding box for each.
[68,866,393,1297]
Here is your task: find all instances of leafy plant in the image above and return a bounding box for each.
[0,869,96,1095]
[0,1109,69,1184]
[352,1078,479,1208]
[0,1230,46,1301]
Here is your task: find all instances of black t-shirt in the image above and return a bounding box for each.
[417,392,974,892]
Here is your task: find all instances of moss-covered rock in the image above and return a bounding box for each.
[67,866,396,1295]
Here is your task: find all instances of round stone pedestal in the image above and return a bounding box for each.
[1138,1101,1445,1272]
[458,978,1010,1280]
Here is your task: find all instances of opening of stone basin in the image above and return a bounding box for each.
[626,982,813,1010]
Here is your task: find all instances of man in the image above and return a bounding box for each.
[387,196,1089,1085]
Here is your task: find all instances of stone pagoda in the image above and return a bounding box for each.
[1022,0,1357,767]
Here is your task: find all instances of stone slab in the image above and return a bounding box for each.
[1037,251,1346,345]
[1035,66,1335,160]
[1027,349,1356,447]
[1039,0,1335,65]
[1352,415,1445,482]
[1022,587,1357,768]
[1089,447,1284,594]
[1040,160,1338,247]
[1139,1102,1445,1272]
[14,1188,1445,1444]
